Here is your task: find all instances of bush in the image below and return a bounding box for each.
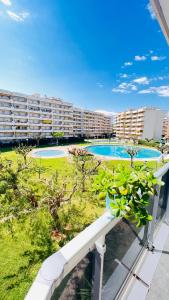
[93,165,164,227]
[138,139,159,148]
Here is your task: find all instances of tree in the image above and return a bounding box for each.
[125,147,140,168]
[131,134,138,145]
[33,159,47,179]
[35,133,42,147]
[145,138,152,143]
[157,144,169,163]
[68,147,101,192]
[0,157,35,218]
[43,172,77,233]
[51,132,64,145]
[15,144,33,165]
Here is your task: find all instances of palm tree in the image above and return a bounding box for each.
[125,147,140,168]
[51,132,64,145]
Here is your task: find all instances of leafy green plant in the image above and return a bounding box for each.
[138,139,159,148]
[93,165,164,227]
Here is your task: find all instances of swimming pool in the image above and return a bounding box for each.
[86,145,161,160]
[32,149,66,158]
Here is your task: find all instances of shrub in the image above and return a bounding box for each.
[93,165,164,227]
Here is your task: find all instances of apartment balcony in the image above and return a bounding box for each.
[26,163,169,300]
[0,135,29,140]
[0,136,15,140]
[0,129,54,134]
[0,106,28,113]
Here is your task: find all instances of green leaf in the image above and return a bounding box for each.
[147,215,153,221]
[98,192,106,200]
[111,208,121,217]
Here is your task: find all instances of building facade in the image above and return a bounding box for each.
[163,117,169,140]
[0,90,112,143]
[115,107,165,141]
[151,0,169,44]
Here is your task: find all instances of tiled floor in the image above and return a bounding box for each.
[123,223,169,300]
[146,235,169,300]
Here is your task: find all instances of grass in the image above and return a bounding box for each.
[0,143,168,299]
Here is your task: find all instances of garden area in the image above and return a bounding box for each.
[0,142,168,300]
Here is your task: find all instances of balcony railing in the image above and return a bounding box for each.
[25,163,169,300]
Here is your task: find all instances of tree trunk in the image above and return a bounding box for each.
[24,155,27,165]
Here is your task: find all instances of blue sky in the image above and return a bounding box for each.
[0,0,169,113]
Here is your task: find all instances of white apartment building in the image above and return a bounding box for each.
[115,107,165,140]
[151,0,169,44]
[0,90,112,142]
[73,108,112,138]
[83,110,112,137]
[163,117,169,140]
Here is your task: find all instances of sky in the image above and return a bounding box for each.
[0,0,169,114]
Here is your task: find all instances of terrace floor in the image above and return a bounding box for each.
[122,221,169,300]
[146,234,169,300]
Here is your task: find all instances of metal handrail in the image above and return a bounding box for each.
[154,162,169,178]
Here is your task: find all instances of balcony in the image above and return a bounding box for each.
[25,163,169,300]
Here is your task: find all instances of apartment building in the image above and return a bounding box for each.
[115,107,165,140]
[83,110,112,137]
[0,89,111,142]
[151,0,169,44]
[163,117,169,140]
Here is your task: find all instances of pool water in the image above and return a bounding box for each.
[33,149,65,158]
[86,145,161,159]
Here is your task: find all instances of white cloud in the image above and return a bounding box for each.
[138,85,169,97]
[119,73,128,78]
[119,82,137,91]
[146,3,156,20]
[112,82,137,94]
[130,85,137,91]
[157,75,169,80]
[112,88,130,94]
[96,82,104,88]
[152,75,169,81]
[134,55,146,61]
[0,0,11,6]
[133,76,150,85]
[7,10,30,22]
[151,55,166,61]
[124,61,133,67]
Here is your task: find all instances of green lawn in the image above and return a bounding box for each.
[1,145,164,176]
[0,144,168,299]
